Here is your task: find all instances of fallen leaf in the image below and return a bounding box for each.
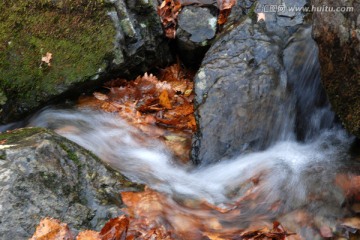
[76,230,101,240]
[158,0,182,38]
[30,218,73,240]
[159,90,172,109]
[257,12,266,22]
[217,0,236,24]
[41,52,53,66]
[99,215,129,240]
[341,217,360,230]
[93,92,109,101]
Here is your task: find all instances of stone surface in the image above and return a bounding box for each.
[192,18,289,165]
[311,0,360,138]
[192,0,311,164]
[0,0,172,123]
[0,127,142,239]
[176,6,217,67]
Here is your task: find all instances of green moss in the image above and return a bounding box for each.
[59,142,81,166]
[248,2,258,21]
[0,0,115,111]
[0,127,48,144]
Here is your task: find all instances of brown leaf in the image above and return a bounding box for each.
[216,0,236,10]
[99,215,129,240]
[217,0,236,25]
[30,218,73,240]
[158,0,182,38]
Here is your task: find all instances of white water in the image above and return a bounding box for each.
[24,107,360,239]
[2,26,359,238]
[28,108,355,208]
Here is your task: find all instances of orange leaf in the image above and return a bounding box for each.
[99,215,129,240]
[30,218,73,240]
[159,90,172,109]
[76,230,101,240]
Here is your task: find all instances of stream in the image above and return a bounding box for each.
[24,107,360,239]
[3,27,360,239]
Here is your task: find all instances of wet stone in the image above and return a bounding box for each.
[0,128,142,240]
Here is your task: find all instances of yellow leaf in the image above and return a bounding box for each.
[159,90,172,109]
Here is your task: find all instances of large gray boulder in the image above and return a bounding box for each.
[0,0,172,123]
[311,0,360,138]
[192,0,310,164]
[0,128,142,239]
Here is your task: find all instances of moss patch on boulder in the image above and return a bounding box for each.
[0,0,115,121]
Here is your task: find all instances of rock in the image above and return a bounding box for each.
[311,0,360,138]
[0,0,172,123]
[0,127,143,239]
[192,0,312,164]
[176,6,217,67]
[192,18,289,164]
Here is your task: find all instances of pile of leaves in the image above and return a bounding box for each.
[158,0,237,38]
[78,63,195,163]
[30,187,296,240]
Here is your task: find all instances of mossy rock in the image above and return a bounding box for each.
[0,0,172,123]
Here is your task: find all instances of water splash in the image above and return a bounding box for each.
[3,26,360,238]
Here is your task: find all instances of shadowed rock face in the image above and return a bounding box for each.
[311,0,360,138]
[176,5,217,67]
[0,128,142,239]
[0,0,172,123]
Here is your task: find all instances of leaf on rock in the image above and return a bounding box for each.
[217,0,237,25]
[99,215,129,240]
[257,12,266,22]
[30,218,73,240]
[41,52,53,66]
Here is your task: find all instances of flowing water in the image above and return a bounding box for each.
[4,27,360,239]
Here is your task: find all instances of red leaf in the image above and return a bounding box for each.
[99,216,129,240]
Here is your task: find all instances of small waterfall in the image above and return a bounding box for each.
[283,26,335,141]
[2,26,359,239]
